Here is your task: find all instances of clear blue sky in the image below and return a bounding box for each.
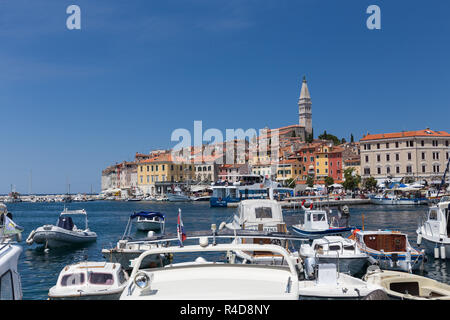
[0,0,449,194]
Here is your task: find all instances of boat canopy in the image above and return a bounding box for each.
[130,211,165,220]
[237,199,284,224]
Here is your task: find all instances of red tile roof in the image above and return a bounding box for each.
[361,129,450,141]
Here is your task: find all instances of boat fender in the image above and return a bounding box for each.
[434,246,440,259]
[26,229,36,245]
[417,234,422,246]
[440,246,446,260]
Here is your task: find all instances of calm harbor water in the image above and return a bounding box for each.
[6,201,450,300]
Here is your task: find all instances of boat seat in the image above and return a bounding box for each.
[420,286,448,298]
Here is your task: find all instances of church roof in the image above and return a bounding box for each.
[299,76,311,100]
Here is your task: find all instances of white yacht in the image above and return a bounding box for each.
[120,241,300,300]
[416,196,450,259]
[166,187,192,202]
[26,208,97,248]
[226,199,296,265]
[48,261,129,300]
[300,236,369,277]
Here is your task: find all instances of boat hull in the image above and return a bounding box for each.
[370,197,428,205]
[49,289,124,300]
[419,236,450,259]
[32,226,97,248]
[291,225,353,238]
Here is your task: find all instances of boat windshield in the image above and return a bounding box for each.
[255,207,272,219]
[88,272,114,285]
[313,213,326,222]
[61,273,85,286]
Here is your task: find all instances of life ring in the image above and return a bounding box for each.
[26,229,36,245]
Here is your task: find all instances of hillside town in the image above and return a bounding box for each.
[101,77,450,200]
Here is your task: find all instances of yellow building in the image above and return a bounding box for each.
[137,153,195,195]
[315,145,331,179]
[276,159,302,184]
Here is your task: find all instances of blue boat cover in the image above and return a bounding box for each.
[58,216,74,231]
[130,211,165,220]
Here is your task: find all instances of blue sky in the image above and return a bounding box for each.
[0,0,449,194]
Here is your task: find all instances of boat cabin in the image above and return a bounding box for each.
[303,210,330,231]
[237,199,286,232]
[359,232,407,253]
[425,198,450,237]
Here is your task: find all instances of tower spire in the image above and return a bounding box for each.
[298,75,312,139]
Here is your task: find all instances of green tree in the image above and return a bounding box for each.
[350,134,354,143]
[363,176,378,190]
[318,130,341,145]
[342,167,361,191]
[324,176,334,187]
[341,138,347,144]
[306,176,314,188]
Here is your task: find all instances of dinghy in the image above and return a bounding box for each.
[26,208,97,248]
[48,261,128,300]
[363,265,450,300]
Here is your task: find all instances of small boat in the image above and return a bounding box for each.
[120,240,300,300]
[26,208,97,248]
[48,261,129,300]
[416,196,450,259]
[226,199,296,265]
[299,236,369,277]
[298,263,383,300]
[0,204,24,300]
[363,265,450,300]
[291,201,354,238]
[353,229,424,272]
[133,212,165,232]
[369,189,428,205]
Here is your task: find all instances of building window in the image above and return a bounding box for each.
[140,166,143,172]
[410,140,414,147]
[377,154,381,162]
[140,176,143,183]
[386,143,389,149]
[406,165,412,173]
[147,166,149,172]
[386,167,391,174]
[364,168,370,175]
[162,165,165,171]
[421,140,424,147]
[377,143,380,149]
[422,152,426,160]
[365,155,369,163]
[422,165,426,173]
[446,141,449,147]
[396,166,400,174]
[395,142,399,148]
[407,153,411,160]
[377,167,381,174]
[147,175,150,183]
[386,154,390,161]
[151,165,154,172]
[396,154,400,161]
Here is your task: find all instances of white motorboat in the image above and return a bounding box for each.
[298,263,382,300]
[300,236,369,277]
[353,229,424,272]
[48,261,129,300]
[133,212,165,232]
[226,199,296,265]
[120,240,300,300]
[363,265,450,300]
[26,208,97,248]
[166,187,192,202]
[0,204,24,300]
[416,196,450,259]
[291,201,354,238]
[370,189,428,205]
